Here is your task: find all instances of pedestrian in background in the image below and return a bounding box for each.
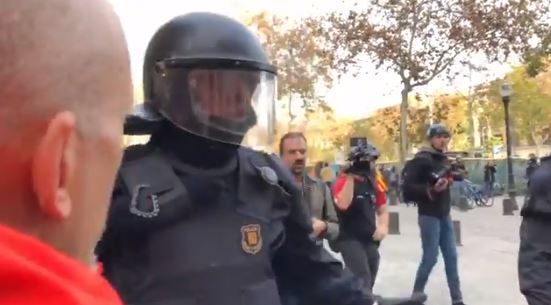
[401,124,466,305]
[320,163,337,189]
[483,161,496,197]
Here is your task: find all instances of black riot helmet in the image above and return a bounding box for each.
[125,12,278,147]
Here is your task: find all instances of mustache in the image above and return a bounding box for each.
[293,160,305,166]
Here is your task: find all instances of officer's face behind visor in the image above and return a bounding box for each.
[159,66,277,147]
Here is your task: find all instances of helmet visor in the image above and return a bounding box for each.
[157,67,277,146]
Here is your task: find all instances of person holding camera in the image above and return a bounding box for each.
[401,124,466,305]
[332,139,389,294]
[526,154,539,185]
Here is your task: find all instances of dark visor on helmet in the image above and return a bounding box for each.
[154,59,277,147]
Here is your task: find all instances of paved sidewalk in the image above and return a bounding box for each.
[372,197,526,305]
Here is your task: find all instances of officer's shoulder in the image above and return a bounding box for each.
[238,147,296,185]
[239,147,283,170]
[122,143,155,163]
[408,151,431,165]
[238,147,278,166]
[414,151,433,159]
[531,162,551,184]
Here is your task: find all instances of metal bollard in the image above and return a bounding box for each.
[457,197,471,211]
[389,191,398,206]
[503,198,515,215]
[453,220,462,246]
[389,212,400,235]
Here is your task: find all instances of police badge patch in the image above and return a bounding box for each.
[241,224,262,255]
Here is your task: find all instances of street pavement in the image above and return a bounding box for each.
[373,197,525,305]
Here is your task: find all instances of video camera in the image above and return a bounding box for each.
[428,167,451,185]
[345,137,380,175]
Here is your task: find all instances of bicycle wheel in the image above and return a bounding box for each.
[465,186,481,207]
[473,195,484,207]
[475,192,489,207]
[484,195,495,207]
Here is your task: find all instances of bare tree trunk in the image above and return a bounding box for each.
[529,125,541,157]
[466,64,478,148]
[473,112,481,147]
[287,96,295,130]
[399,86,410,165]
[467,97,476,148]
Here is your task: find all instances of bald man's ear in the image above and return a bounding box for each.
[32,111,77,220]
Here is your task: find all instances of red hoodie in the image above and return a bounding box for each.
[0,224,122,305]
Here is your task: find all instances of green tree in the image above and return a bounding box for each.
[524,31,551,77]
[480,67,551,156]
[247,13,341,128]
[322,0,549,164]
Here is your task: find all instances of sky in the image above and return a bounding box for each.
[109,0,513,119]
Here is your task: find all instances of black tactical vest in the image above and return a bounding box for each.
[337,176,377,242]
[104,147,290,305]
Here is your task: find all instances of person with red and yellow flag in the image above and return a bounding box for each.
[374,166,388,204]
[332,138,389,295]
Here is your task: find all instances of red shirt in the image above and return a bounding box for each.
[333,174,387,208]
[0,225,122,305]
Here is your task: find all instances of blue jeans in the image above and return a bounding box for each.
[483,181,494,197]
[413,215,463,303]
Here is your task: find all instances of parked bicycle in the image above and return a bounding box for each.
[464,180,494,207]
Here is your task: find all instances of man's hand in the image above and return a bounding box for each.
[434,177,449,192]
[372,226,388,241]
[312,218,328,237]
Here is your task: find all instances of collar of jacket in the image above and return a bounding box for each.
[302,174,319,190]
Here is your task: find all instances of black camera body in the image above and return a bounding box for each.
[428,167,451,185]
[345,137,379,176]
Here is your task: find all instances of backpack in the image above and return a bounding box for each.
[400,161,416,203]
[400,152,432,203]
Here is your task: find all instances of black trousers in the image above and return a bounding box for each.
[338,239,380,293]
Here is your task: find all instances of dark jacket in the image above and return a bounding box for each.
[404,146,456,218]
[526,162,539,181]
[521,156,551,221]
[484,165,496,183]
[519,156,551,305]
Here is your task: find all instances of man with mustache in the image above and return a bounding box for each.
[279,132,340,242]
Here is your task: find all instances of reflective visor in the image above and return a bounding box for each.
[156,66,277,147]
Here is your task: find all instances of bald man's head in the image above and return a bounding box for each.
[0,0,132,265]
[0,0,131,140]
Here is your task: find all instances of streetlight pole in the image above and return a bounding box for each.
[500,82,518,209]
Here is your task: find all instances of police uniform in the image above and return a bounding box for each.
[97,141,373,305]
[519,155,551,305]
[94,12,392,305]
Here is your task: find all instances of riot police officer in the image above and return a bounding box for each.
[95,12,414,305]
[519,154,551,305]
